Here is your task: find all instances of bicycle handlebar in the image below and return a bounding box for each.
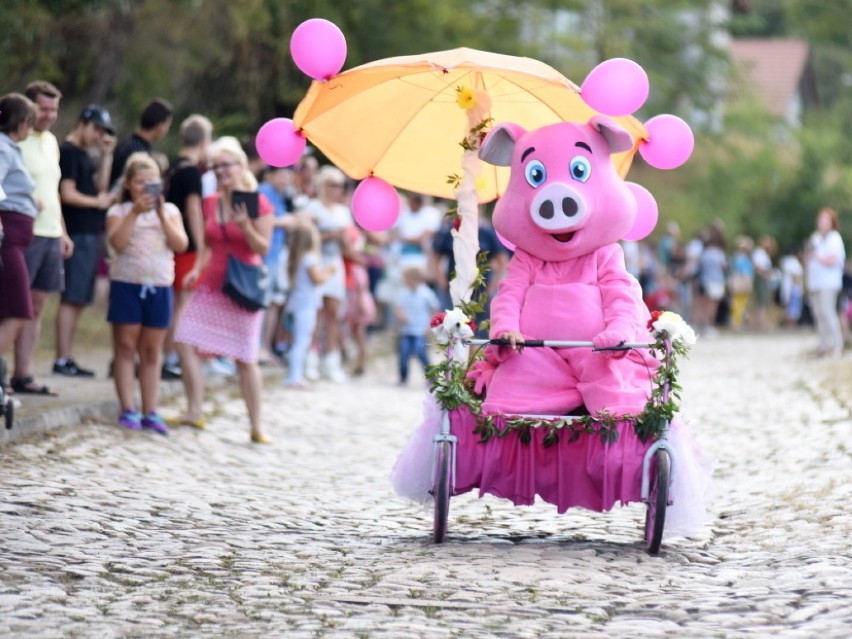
[466,338,655,351]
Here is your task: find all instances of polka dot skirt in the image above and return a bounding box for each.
[175,284,263,363]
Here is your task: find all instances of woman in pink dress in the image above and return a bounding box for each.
[174,136,274,443]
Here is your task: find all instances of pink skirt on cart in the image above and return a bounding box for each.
[391,396,713,539]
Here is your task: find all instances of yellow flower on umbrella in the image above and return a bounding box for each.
[475,175,487,194]
[456,86,476,110]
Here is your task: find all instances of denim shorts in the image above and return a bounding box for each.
[107,280,173,329]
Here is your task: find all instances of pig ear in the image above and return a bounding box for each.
[589,116,634,154]
[479,122,526,166]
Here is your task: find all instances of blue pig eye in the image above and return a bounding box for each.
[524,160,547,188]
[569,156,591,183]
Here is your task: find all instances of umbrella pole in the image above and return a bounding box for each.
[449,91,490,308]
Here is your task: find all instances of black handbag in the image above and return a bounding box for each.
[223,254,270,311]
[219,201,270,312]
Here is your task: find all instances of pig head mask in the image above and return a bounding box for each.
[481,117,638,262]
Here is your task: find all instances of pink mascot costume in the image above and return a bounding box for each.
[392,57,711,540]
[471,117,657,417]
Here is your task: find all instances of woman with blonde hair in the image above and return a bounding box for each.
[173,136,275,442]
[106,152,188,432]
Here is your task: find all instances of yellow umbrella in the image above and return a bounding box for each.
[293,47,647,203]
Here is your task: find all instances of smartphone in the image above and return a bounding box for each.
[144,180,162,199]
[231,190,259,219]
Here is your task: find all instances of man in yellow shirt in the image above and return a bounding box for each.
[10,81,72,395]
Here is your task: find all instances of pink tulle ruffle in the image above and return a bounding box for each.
[391,402,713,539]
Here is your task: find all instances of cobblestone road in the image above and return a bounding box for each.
[1,332,850,638]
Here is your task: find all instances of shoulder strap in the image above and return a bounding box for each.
[217,197,231,246]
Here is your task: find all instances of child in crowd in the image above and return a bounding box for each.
[344,224,377,376]
[787,268,804,327]
[284,219,335,389]
[728,235,755,330]
[106,153,188,432]
[393,266,440,386]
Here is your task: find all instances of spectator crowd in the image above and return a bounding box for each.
[626,213,848,357]
[0,84,848,441]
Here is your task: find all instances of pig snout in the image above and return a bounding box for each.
[529,183,587,232]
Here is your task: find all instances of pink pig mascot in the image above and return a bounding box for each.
[469,117,656,417]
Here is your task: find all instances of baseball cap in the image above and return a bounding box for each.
[79,104,115,135]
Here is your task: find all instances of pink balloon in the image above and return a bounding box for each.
[255,118,306,168]
[623,182,658,241]
[639,114,694,170]
[581,58,649,116]
[290,19,347,80]
[351,177,400,232]
[496,231,515,251]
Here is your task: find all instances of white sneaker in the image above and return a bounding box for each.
[305,350,320,381]
[204,357,237,377]
[322,351,347,383]
[328,366,347,384]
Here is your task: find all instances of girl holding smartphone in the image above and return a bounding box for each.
[107,152,188,433]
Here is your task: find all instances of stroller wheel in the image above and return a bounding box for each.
[644,447,670,555]
[432,439,452,543]
[0,357,11,430]
[3,398,13,430]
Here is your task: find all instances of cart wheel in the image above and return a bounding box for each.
[644,447,670,555]
[432,440,452,543]
[3,399,12,431]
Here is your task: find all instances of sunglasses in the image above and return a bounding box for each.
[211,161,239,171]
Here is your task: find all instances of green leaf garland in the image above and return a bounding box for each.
[426,328,691,446]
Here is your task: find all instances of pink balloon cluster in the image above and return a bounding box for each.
[580,58,694,170]
[351,177,400,232]
[290,18,347,81]
[255,18,348,168]
[579,57,694,240]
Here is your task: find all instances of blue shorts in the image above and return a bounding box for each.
[107,280,173,329]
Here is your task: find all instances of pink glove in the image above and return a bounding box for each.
[466,346,508,394]
[466,360,496,396]
[593,330,630,359]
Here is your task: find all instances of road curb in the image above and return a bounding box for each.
[0,382,186,448]
[0,366,287,448]
[1,396,120,447]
